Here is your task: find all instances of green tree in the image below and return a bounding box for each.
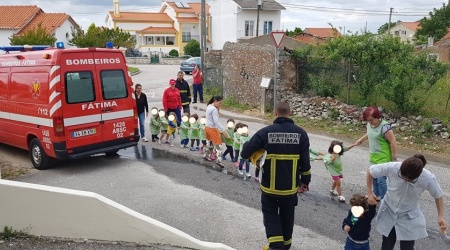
[416,3,450,42]
[183,39,200,57]
[9,22,57,46]
[295,33,448,115]
[285,27,302,37]
[377,21,399,34]
[69,23,136,49]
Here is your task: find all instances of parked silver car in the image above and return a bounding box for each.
[180,57,201,74]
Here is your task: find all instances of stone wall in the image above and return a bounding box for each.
[204,50,223,87]
[125,57,151,64]
[205,42,295,109]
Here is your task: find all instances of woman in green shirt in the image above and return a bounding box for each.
[356,106,397,200]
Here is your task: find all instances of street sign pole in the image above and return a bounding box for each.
[274,47,278,109]
[271,31,285,109]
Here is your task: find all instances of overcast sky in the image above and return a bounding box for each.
[3,0,447,34]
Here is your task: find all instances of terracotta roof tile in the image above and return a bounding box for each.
[137,26,178,34]
[108,11,173,23]
[292,33,325,45]
[0,5,42,30]
[165,2,210,15]
[400,21,420,32]
[17,13,71,35]
[177,17,199,23]
[304,28,342,38]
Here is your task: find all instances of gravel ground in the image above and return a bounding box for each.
[0,237,193,250]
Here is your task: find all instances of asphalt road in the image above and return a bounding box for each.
[6,65,450,250]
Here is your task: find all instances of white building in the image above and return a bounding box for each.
[388,21,419,43]
[210,0,285,50]
[0,5,80,48]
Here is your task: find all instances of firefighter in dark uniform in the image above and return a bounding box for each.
[175,71,191,115]
[241,101,311,250]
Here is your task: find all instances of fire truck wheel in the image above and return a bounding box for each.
[29,138,53,170]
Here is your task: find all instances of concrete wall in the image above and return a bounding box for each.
[0,179,233,250]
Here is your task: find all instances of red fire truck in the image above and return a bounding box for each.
[0,43,140,170]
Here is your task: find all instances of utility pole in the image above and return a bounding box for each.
[200,0,206,81]
[387,7,393,36]
[256,0,262,36]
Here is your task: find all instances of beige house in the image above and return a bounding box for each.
[387,21,419,43]
[105,0,211,55]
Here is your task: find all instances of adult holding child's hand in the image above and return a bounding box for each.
[366,154,447,249]
[356,106,397,201]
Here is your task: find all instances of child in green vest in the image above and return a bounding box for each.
[188,114,201,151]
[199,116,207,154]
[322,140,356,202]
[221,118,235,161]
[237,124,251,178]
[232,122,244,167]
[149,107,161,142]
[158,109,168,144]
[179,113,190,148]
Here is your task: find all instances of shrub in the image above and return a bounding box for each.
[169,49,179,57]
[183,40,200,57]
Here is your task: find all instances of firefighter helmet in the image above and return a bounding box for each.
[250,148,267,168]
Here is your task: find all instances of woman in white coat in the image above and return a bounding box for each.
[366,154,447,249]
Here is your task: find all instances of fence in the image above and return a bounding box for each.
[296,59,355,103]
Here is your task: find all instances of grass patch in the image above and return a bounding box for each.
[222,97,256,112]
[128,67,139,74]
[1,226,31,240]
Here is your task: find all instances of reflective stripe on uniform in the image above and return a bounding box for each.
[284,238,292,245]
[268,236,284,243]
[260,185,298,195]
[300,170,311,175]
[264,154,300,195]
[182,102,190,105]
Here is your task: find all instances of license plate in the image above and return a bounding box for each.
[72,128,96,138]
